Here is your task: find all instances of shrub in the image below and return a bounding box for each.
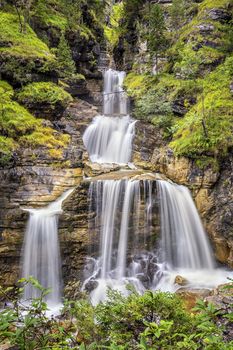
[0,281,232,350]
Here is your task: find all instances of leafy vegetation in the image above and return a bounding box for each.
[124,0,233,161]
[0,11,54,59]
[0,80,70,166]
[104,2,124,49]
[170,56,233,157]
[56,33,76,78]
[0,279,232,349]
[17,82,73,109]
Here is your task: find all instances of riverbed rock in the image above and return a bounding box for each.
[174,275,189,286]
[176,288,212,310]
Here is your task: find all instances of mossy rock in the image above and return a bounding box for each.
[0,11,56,85]
[16,82,73,119]
[0,80,70,166]
[170,56,233,157]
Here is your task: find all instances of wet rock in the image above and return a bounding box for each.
[84,279,99,293]
[64,280,84,300]
[196,23,215,35]
[60,76,88,97]
[174,275,188,286]
[207,9,231,23]
[84,162,121,177]
[176,288,212,310]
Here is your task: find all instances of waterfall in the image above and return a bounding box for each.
[21,189,73,304]
[157,180,215,270]
[81,67,231,303]
[83,178,159,304]
[103,69,128,116]
[83,69,135,164]
[82,178,232,303]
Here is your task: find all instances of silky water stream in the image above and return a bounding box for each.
[21,189,73,310]
[82,69,232,304]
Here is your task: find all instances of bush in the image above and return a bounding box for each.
[0,281,232,350]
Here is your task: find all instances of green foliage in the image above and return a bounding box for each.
[33,0,68,30]
[0,281,232,349]
[0,11,54,59]
[17,82,73,108]
[146,4,168,60]
[170,56,233,157]
[123,0,144,28]
[104,2,124,49]
[0,136,16,166]
[0,277,77,350]
[0,11,55,85]
[124,72,155,98]
[56,33,76,78]
[0,80,70,165]
[170,0,185,31]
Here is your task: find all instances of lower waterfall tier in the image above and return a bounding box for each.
[80,178,226,304]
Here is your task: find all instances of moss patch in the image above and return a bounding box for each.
[17,82,73,109]
[0,80,70,166]
[104,2,125,48]
[0,12,54,59]
[170,56,233,157]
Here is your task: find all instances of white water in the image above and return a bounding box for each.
[83,179,232,305]
[83,69,135,164]
[157,180,215,270]
[83,115,135,164]
[21,189,73,306]
[83,179,155,304]
[103,69,128,116]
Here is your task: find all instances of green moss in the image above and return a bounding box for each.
[104,2,125,48]
[0,12,54,60]
[167,0,232,78]
[124,72,155,98]
[0,136,16,166]
[0,80,13,97]
[199,0,231,11]
[20,126,70,149]
[0,100,40,138]
[17,82,73,108]
[170,56,233,157]
[0,81,70,164]
[44,14,67,31]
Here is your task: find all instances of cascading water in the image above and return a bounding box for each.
[21,189,73,305]
[103,69,127,116]
[82,67,232,303]
[83,69,135,164]
[83,178,232,303]
[157,180,215,270]
[83,178,158,304]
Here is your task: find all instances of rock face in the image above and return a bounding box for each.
[133,138,233,268]
[0,98,99,288]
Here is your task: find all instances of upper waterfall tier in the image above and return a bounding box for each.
[83,69,135,164]
[103,69,128,116]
